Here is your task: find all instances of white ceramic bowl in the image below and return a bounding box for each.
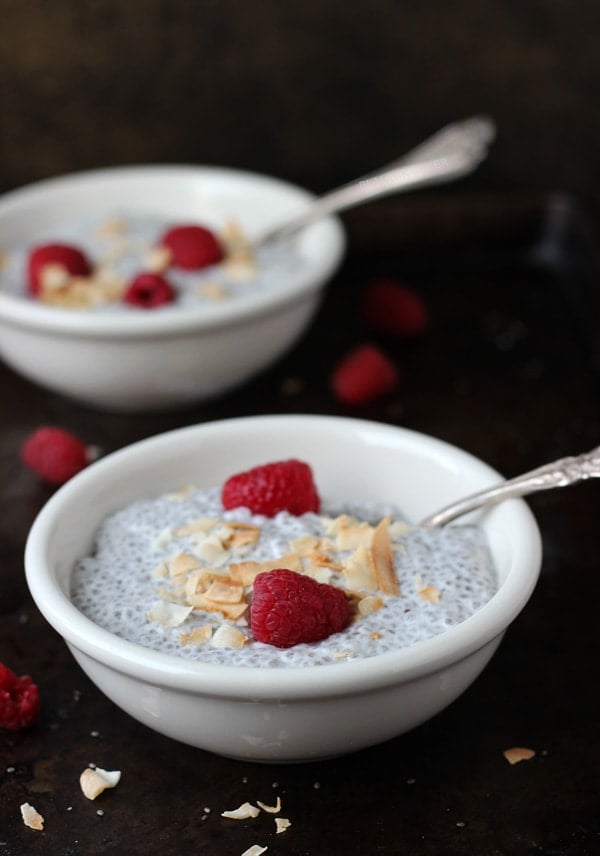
[25,415,542,762]
[0,166,344,411]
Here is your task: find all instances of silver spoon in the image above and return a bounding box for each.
[256,115,496,251]
[420,446,600,528]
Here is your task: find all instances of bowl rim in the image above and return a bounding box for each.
[24,414,542,699]
[0,164,345,338]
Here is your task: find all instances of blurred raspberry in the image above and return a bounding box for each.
[21,426,90,485]
[159,224,224,270]
[362,278,429,337]
[331,343,399,405]
[27,243,92,295]
[221,459,320,517]
[251,568,352,648]
[123,272,175,308]
[0,662,40,730]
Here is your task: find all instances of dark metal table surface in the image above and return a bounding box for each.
[1,194,599,855]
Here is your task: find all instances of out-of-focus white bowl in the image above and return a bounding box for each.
[0,166,344,411]
[24,415,542,763]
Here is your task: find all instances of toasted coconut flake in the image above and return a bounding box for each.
[39,269,125,308]
[302,565,333,584]
[156,586,187,604]
[20,802,44,830]
[211,624,249,648]
[221,220,257,281]
[204,579,245,604]
[260,552,303,573]
[196,280,229,300]
[144,244,171,272]
[154,527,175,549]
[503,747,536,765]
[256,796,281,814]
[167,552,202,576]
[241,846,267,856]
[151,561,168,578]
[389,520,411,538]
[175,517,217,536]
[418,584,440,603]
[41,263,71,291]
[183,569,204,600]
[97,218,127,238]
[357,594,384,617]
[275,817,291,834]
[343,545,378,591]
[95,265,126,287]
[332,515,374,551]
[191,594,248,620]
[148,601,193,627]
[305,550,342,572]
[179,625,213,646]
[192,534,230,566]
[213,523,234,541]
[168,572,189,590]
[229,553,302,583]
[229,561,264,586]
[289,535,322,554]
[221,219,253,252]
[224,256,258,281]
[370,517,400,595]
[80,767,121,800]
[223,522,261,549]
[221,801,260,819]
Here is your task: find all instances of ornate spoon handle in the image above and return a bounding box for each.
[420,446,600,528]
[256,116,495,250]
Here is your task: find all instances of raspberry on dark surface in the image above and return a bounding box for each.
[21,426,90,485]
[221,459,320,517]
[159,224,224,270]
[0,662,40,730]
[250,569,352,648]
[330,343,400,405]
[27,242,92,295]
[362,278,429,338]
[123,272,175,308]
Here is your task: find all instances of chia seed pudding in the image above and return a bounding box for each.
[70,484,498,668]
[0,215,304,310]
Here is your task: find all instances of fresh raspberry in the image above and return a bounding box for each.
[123,272,176,308]
[251,569,352,648]
[21,426,90,485]
[221,459,320,517]
[27,243,92,295]
[159,224,224,270]
[362,278,429,337]
[331,343,399,405]
[0,662,40,730]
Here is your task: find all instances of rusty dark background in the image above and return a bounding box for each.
[0,0,599,214]
[1,3,600,855]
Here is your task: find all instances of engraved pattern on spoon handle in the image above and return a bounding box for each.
[367,115,496,172]
[420,446,600,528]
